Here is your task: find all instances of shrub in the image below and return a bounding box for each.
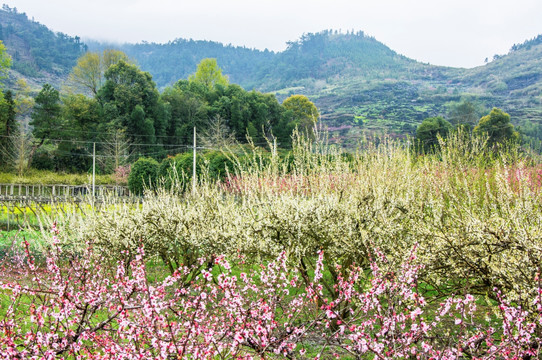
[30,150,55,171]
[128,157,159,195]
[158,152,204,191]
[206,151,235,181]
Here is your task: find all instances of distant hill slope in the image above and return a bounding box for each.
[86,38,275,90]
[89,30,429,91]
[1,5,540,145]
[0,5,86,88]
[255,30,424,90]
[460,37,542,116]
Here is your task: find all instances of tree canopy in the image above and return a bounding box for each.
[68,50,131,96]
[474,108,520,146]
[188,58,229,89]
[282,95,319,138]
[415,116,453,152]
[30,84,62,147]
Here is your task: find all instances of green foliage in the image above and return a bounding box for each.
[30,84,62,146]
[188,58,229,89]
[206,151,235,180]
[158,152,203,190]
[98,60,164,154]
[0,6,85,76]
[0,40,11,81]
[128,157,159,195]
[0,90,18,169]
[29,149,54,171]
[157,151,237,191]
[68,49,130,95]
[415,116,453,152]
[446,99,485,128]
[474,108,520,147]
[161,84,207,147]
[282,94,319,138]
[167,80,287,147]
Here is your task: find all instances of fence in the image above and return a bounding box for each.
[0,183,130,198]
[0,184,133,231]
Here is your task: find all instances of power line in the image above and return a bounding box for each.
[0,134,191,148]
[0,134,273,147]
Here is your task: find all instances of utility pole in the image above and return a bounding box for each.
[193,127,196,193]
[92,142,96,200]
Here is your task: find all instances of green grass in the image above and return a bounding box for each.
[0,229,47,258]
[0,169,118,185]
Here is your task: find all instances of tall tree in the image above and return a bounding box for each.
[30,84,62,150]
[282,94,319,138]
[0,90,18,168]
[162,84,208,147]
[474,108,520,146]
[68,49,131,96]
[188,58,229,90]
[98,60,164,155]
[415,116,453,152]
[1,90,18,137]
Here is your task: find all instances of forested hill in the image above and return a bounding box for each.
[255,30,423,90]
[86,39,275,90]
[89,30,424,91]
[0,5,86,82]
[1,4,541,148]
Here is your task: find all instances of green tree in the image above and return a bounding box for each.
[474,108,520,147]
[30,84,62,150]
[68,49,131,96]
[0,90,18,168]
[415,116,453,152]
[0,90,18,137]
[61,94,101,138]
[188,58,229,89]
[130,105,155,147]
[446,99,485,129]
[282,94,319,138]
[98,60,164,154]
[0,40,12,82]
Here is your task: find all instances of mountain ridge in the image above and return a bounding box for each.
[0,5,541,146]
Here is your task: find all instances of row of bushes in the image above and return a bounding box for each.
[127,150,238,195]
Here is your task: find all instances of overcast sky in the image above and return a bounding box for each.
[4,0,542,68]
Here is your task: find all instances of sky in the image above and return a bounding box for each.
[4,0,542,69]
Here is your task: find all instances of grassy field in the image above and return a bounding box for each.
[0,169,120,186]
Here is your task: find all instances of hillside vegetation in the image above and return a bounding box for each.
[0,5,86,85]
[0,6,541,146]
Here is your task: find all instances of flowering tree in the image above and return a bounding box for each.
[0,227,540,358]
